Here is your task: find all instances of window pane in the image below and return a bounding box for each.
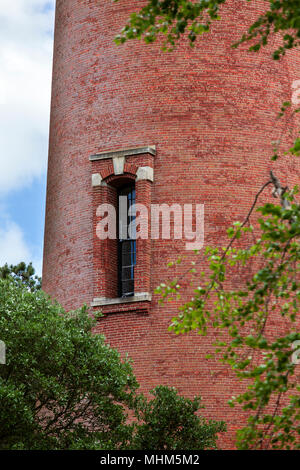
[121,280,134,297]
[122,252,132,266]
[122,266,134,281]
[118,184,136,297]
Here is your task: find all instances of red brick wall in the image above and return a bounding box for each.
[43,0,300,447]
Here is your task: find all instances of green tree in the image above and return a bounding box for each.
[132,386,226,450]
[0,278,137,450]
[0,276,225,450]
[0,261,41,292]
[114,0,300,59]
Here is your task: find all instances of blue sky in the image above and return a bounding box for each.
[0,0,55,275]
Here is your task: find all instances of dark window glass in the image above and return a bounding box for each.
[118,185,136,297]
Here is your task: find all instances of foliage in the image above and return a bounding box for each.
[0,261,41,292]
[0,276,226,450]
[0,278,137,450]
[131,385,226,450]
[114,0,300,59]
[157,184,300,449]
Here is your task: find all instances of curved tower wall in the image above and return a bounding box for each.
[43,0,300,444]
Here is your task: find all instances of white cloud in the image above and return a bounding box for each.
[0,0,55,194]
[0,217,43,275]
[0,220,30,265]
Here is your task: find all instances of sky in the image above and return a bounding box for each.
[0,0,55,275]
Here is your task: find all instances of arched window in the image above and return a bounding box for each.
[91,145,154,312]
[118,184,136,297]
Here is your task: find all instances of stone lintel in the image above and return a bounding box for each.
[90,146,156,162]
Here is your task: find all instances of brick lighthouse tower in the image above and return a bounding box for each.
[43,0,300,443]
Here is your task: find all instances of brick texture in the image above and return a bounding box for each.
[43,0,300,448]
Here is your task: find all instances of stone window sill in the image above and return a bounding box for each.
[91,292,152,307]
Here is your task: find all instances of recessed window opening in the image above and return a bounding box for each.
[118,184,136,297]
